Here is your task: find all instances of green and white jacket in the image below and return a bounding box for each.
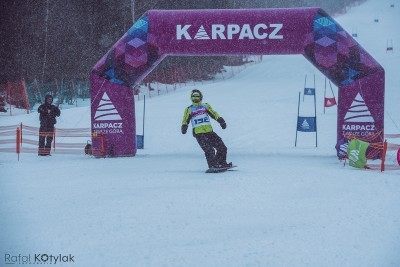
[182,102,221,135]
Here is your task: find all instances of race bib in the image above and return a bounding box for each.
[191,113,210,128]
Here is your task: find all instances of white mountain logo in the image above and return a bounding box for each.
[349,149,360,162]
[344,93,374,123]
[301,119,310,130]
[194,25,210,40]
[94,92,122,121]
[327,100,332,105]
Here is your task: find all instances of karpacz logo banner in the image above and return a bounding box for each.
[341,93,375,137]
[92,92,124,135]
[176,23,283,40]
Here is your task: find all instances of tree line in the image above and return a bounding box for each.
[0,0,365,85]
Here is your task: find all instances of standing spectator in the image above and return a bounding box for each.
[38,94,60,156]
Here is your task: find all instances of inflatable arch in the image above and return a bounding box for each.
[90,8,384,157]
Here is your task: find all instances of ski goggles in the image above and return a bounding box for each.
[191,95,201,101]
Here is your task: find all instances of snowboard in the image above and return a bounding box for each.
[205,165,237,173]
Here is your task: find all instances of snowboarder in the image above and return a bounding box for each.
[37,94,61,156]
[181,89,232,169]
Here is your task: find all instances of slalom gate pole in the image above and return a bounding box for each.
[329,81,336,99]
[303,75,306,101]
[295,91,300,147]
[16,127,21,161]
[314,86,318,147]
[380,140,388,172]
[143,95,146,149]
[313,74,316,90]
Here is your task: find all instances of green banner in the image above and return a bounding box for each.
[347,139,370,168]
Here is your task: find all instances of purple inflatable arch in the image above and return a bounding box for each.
[90,8,384,157]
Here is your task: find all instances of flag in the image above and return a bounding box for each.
[346,139,370,168]
[136,135,144,149]
[324,97,337,107]
[304,87,315,96]
[297,116,316,132]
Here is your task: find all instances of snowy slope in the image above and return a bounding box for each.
[1,0,400,266]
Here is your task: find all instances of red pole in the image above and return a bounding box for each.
[16,127,21,161]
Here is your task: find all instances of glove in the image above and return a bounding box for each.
[181,125,188,134]
[217,117,226,129]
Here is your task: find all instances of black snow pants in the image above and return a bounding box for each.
[195,131,227,168]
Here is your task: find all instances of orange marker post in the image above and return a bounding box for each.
[380,140,388,172]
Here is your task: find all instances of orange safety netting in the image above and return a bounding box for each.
[0,123,105,159]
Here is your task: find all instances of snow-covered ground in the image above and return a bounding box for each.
[1,0,400,266]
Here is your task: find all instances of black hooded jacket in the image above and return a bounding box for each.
[38,95,61,129]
